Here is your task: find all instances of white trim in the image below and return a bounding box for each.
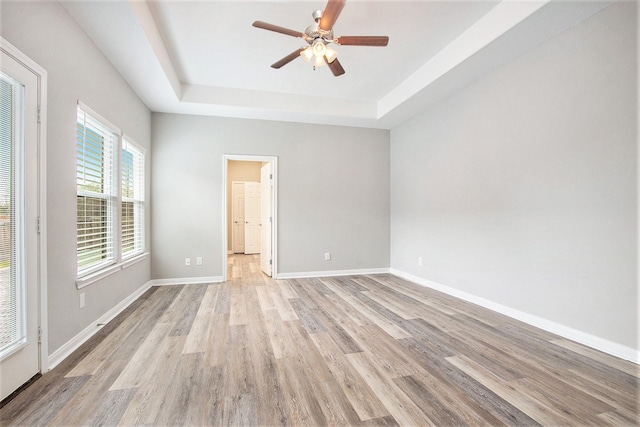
[121,252,149,269]
[147,276,223,286]
[121,133,146,155]
[76,263,120,288]
[77,100,120,135]
[223,155,278,281]
[76,253,149,288]
[121,135,146,262]
[390,269,640,365]
[636,0,640,372]
[278,268,390,280]
[0,36,49,375]
[47,281,152,370]
[378,0,550,118]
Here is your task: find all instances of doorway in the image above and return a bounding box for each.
[231,181,261,255]
[222,155,277,281]
[0,38,47,401]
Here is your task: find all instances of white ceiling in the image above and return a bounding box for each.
[61,0,613,129]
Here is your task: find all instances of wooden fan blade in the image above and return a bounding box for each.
[253,21,303,38]
[326,57,345,76]
[271,48,305,69]
[319,0,346,31]
[336,36,389,46]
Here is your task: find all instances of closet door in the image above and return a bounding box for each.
[231,182,245,253]
[244,182,261,254]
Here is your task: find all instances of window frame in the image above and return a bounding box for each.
[121,137,145,260]
[76,102,147,289]
[76,104,119,278]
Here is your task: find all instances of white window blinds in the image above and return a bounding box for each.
[76,106,118,276]
[121,139,145,258]
[0,73,26,355]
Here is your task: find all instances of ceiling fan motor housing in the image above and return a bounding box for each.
[304,23,334,45]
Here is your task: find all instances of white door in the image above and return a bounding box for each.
[244,182,261,254]
[260,163,272,276]
[231,182,245,253]
[0,48,41,400]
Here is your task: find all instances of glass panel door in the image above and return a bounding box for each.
[0,45,41,401]
[0,72,26,359]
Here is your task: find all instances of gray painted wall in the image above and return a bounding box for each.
[1,0,635,363]
[390,2,637,350]
[151,113,390,279]
[1,1,152,353]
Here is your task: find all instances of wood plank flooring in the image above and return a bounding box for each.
[1,254,638,426]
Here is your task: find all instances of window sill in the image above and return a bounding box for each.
[122,252,149,269]
[76,252,149,289]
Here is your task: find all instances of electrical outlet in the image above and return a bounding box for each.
[196,257,203,266]
[185,258,191,266]
[324,252,331,261]
[80,293,85,308]
[418,257,423,266]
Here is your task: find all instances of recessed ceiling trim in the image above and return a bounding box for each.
[377,0,550,119]
[182,84,376,119]
[62,0,617,130]
[129,0,182,100]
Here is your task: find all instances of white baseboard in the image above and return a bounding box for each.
[390,269,639,364]
[47,281,153,370]
[277,268,390,280]
[148,276,224,286]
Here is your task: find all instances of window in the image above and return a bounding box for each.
[121,139,145,259]
[76,106,118,276]
[0,73,25,355]
[76,105,147,282]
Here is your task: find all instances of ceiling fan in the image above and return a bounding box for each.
[252,0,389,77]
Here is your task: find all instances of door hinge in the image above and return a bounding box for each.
[269,259,272,265]
[38,327,42,344]
[269,216,272,223]
[36,217,41,234]
[37,107,41,124]
[270,173,273,180]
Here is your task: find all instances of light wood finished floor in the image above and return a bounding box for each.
[1,254,638,426]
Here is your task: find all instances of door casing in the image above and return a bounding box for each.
[0,37,48,394]
[222,155,277,281]
[260,163,272,276]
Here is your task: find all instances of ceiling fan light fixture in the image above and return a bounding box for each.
[325,46,338,63]
[312,40,327,58]
[300,46,314,63]
[313,54,325,67]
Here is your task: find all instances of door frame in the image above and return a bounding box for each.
[1,38,48,373]
[222,155,277,281]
